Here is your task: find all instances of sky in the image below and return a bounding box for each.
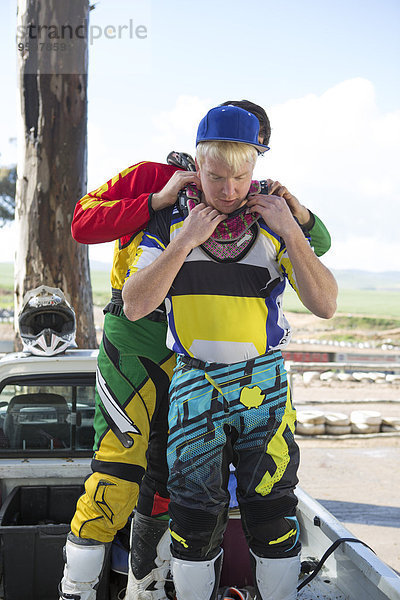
[1,0,400,273]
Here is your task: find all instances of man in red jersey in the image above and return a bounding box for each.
[60,159,200,600]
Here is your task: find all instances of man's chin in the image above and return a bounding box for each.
[216,199,245,214]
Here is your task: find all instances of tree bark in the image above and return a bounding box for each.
[15,0,96,349]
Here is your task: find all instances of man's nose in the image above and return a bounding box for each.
[223,179,235,198]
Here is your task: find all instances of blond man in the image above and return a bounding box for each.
[123,105,337,600]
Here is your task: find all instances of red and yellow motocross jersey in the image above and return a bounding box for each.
[71,161,181,291]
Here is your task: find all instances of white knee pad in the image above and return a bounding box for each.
[59,536,106,600]
[250,551,300,600]
[171,549,223,600]
[155,527,172,565]
[125,524,171,600]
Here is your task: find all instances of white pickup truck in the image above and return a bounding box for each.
[0,349,399,600]
[0,349,104,600]
[0,349,98,496]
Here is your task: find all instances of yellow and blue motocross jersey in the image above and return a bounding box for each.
[127,201,308,365]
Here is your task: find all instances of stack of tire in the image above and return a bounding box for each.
[326,412,351,435]
[296,410,400,436]
[382,416,400,432]
[301,370,400,385]
[296,410,325,435]
[350,410,381,434]
[296,410,352,435]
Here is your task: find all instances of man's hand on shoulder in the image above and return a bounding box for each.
[247,193,299,239]
[266,179,311,226]
[151,171,202,211]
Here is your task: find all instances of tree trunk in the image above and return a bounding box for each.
[15,0,96,349]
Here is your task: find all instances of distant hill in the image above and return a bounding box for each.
[1,262,399,290]
[0,263,399,317]
[332,270,400,291]
[88,263,400,290]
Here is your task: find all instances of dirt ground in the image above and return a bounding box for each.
[293,373,400,574]
[2,308,399,348]
[298,434,400,574]
[288,311,400,576]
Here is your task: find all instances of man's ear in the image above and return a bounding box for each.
[194,158,202,191]
[194,158,202,190]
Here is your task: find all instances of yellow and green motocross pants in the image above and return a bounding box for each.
[71,309,174,543]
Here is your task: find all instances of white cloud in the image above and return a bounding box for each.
[3,80,400,274]
[152,95,211,138]
[146,82,400,259]
[253,78,400,254]
[323,236,400,272]
[86,95,212,190]
[151,95,212,162]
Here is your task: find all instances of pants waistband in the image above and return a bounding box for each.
[179,350,281,372]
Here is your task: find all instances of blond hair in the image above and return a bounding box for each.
[196,141,257,173]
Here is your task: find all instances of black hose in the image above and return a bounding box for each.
[297,537,375,591]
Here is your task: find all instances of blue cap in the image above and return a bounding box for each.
[196,105,270,154]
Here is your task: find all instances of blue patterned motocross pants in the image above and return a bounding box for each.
[166,351,301,560]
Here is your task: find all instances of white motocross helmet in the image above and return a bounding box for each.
[18,285,76,356]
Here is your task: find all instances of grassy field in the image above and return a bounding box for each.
[1,262,400,319]
[0,263,13,310]
[90,269,112,307]
[0,263,13,290]
[283,284,400,318]
[0,264,112,309]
